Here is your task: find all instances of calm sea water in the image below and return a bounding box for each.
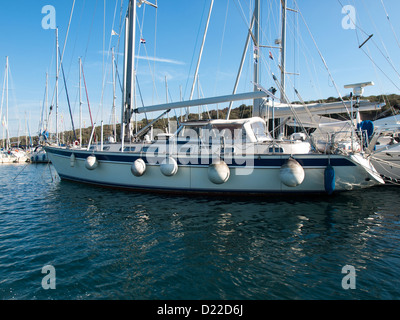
[0,163,400,300]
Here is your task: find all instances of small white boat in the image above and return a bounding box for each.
[0,150,16,163]
[30,146,49,164]
[10,148,28,163]
[0,149,28,164]
[367,115,400,183]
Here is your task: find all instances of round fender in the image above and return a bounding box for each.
[280,158,305,187]
[160,157,178,177]
[85,155,98,170]
[208,160,230,184]
[131,158,146,177]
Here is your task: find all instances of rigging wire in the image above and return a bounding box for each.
[6,63,23,142]
[135,6,160,104]
[58,47,77,141]
[232,0,251,33]
[336,0,400,123]
[153,4,158,106]
[81,63,95,142]
[380,0,400,52]
[358,0,396,118]
[59,0,76,76]
[95,0,120,126]
[114,0,126,68]
[259,53,316,147]
[47,0,77,132]
[0,63,6,126]
[0,63,8,148]
[294,0,351,118]
[336,0,400,90]
[83,0,99,65]
[183,1,208,100]
[212,0,230,118]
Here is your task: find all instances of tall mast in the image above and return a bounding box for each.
[189,0,214,102]
[280,0,287,103]
[226,12,256,120]
[253,0,261,117]
[79,57,82,147]
[45,72,48,132]
[55,28,59,146]
[121,0,137,144]
[121,0,157,144]
[25,112,28,147]
[5,56,9,150]
[1,62,3,149]
[112,48,117,142]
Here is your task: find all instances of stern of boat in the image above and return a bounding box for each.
[337,153,385,190]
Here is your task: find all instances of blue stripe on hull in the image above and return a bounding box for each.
[46,147,356,168]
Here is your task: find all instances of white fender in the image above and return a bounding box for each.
[85,155,98,170]
[160,157,178,177]
[208,160,230,184]
[280,158,305,187]
[131,158,146,177]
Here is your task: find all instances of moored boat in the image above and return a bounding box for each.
[46,115,383,195]
[46,0,384,195]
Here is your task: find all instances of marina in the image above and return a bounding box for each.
[1,0,400,302]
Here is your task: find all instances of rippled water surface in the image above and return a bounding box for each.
[1,163,400,300]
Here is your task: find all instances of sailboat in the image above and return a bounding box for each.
[0,56,28,164]
[365,115,400,183]
[30,73,50,164]
[45,0,384,195]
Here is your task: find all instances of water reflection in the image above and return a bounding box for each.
[3,163,400,299]
[44,180,400,299]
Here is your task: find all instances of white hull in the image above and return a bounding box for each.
[46,146,383,195]
[0,152,27,164]
[371,148,400,183]
[30,150,50,164]
[0,155,16,163]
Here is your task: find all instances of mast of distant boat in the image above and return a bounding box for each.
[79,57,83,147]
[112,48,117,142]
[5,56,10,150]
[55,28,60,146]
[0,63,3,149]
[46,72,48,135]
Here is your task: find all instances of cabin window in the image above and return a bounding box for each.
[142,146,159,154]
[268,147,283,153]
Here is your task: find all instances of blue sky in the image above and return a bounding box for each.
[1,0,400,138]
